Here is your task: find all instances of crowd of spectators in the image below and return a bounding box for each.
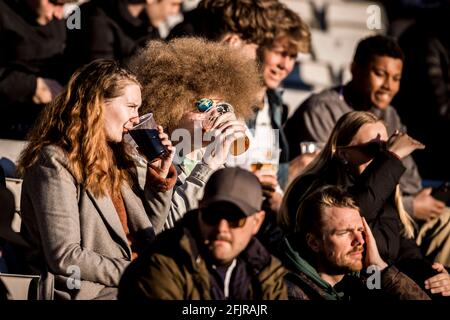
[1,0,449,301]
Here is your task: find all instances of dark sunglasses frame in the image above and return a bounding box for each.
[201,209,247,228]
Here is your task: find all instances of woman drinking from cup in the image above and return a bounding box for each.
[17,59,176,300]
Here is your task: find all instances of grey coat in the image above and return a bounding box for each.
[20,145,173,300]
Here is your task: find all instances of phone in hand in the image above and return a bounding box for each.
[431,182,450,204]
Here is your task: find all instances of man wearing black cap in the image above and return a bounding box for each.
[118,167,288,300]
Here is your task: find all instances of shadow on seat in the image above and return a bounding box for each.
[0,273,40,300]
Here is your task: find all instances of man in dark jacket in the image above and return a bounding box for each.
[118,167,287,300]
[0,0,75,139]
[282,185,430,300]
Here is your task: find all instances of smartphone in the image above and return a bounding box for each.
[431,182,450,203]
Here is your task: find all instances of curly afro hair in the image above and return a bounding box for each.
[129,37,263,134]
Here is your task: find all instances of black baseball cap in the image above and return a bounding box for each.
[200,167,263,216]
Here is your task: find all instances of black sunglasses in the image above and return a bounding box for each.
[201,209,247,228]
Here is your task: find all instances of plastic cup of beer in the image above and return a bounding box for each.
[196,99,250,156]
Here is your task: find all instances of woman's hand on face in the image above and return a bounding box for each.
[388,130,425,159]
[150,126,175,178]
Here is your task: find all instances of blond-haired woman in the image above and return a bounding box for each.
[130,38,262,228]
[281,111,450,297]
[17,59,177,300]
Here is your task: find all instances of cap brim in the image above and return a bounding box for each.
[200,195,260,217]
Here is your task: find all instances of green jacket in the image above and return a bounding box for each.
[118,210,288,300]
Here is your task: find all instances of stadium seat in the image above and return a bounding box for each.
[280,0,317,27]
[0,273,40,300]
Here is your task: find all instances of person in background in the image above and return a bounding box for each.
[282,185,430,300]
[167,0,282,60]
[17,59,177,300]
[129,38,261,229]
[0,0,77,139]
[118,167,287,300]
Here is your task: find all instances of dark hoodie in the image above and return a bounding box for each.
[65,0,159,74]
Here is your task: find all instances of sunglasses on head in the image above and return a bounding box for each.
[201,209,247,228]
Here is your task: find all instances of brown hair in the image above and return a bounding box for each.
[268,4,311,53]
[129,38,263,134]
[18,59,140,198]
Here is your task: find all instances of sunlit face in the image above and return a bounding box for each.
[103,83,141,143]
[346,121,388,173]
[353,55,403,110]
[27,0,65,25]
[146,0,183,27]
[198,203,264,265]
[261,37,297,90]
[312,206,365,274]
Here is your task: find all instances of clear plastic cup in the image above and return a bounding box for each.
[127,113,167,162]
